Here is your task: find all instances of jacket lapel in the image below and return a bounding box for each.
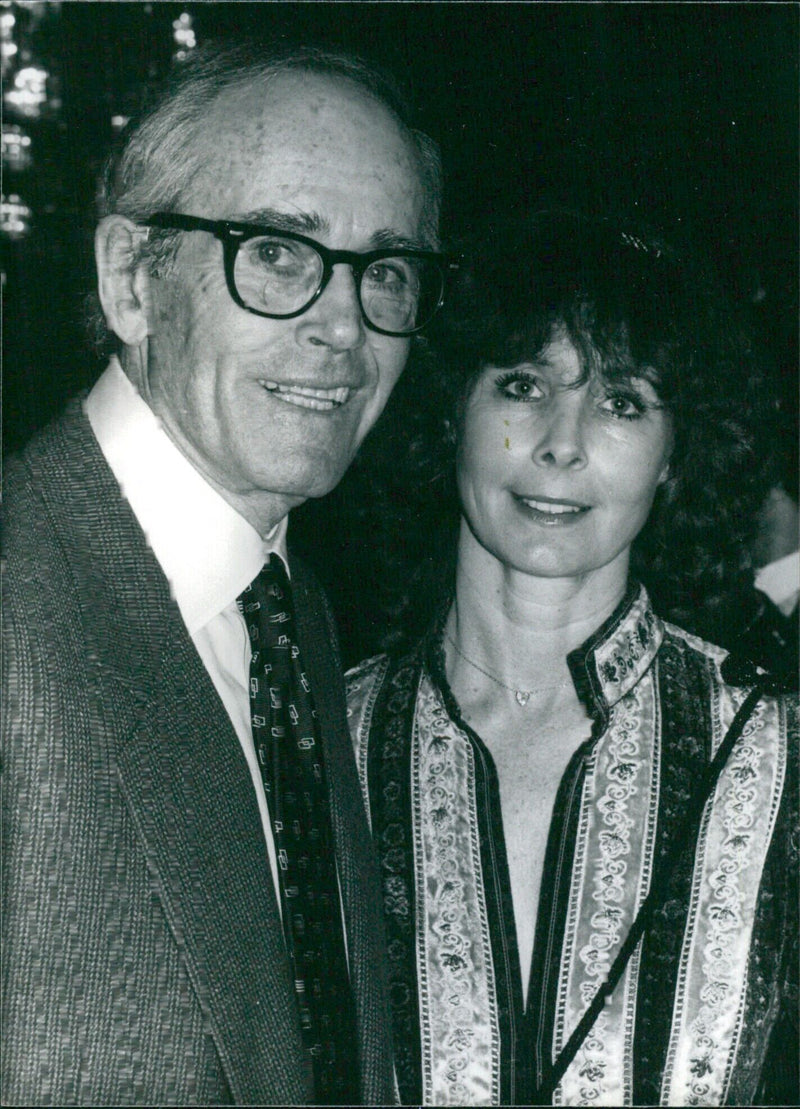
[42,406,312,1103]
[115,631,312,1104]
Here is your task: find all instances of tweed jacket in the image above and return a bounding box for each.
[1,400,395,1106]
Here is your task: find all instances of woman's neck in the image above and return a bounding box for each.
[447,525,630,685]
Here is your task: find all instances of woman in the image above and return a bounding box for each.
[346,212,797,1106]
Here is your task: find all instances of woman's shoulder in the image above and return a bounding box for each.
[656,619,796,749]
[345,645,430,746]
[663,618,795,689]
[345,652,392,703]
[346,637,430,698]
[660,618,730,668]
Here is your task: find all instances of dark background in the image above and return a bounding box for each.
[3,1,797,659]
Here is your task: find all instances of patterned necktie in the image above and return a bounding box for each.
[240,555,357,1104]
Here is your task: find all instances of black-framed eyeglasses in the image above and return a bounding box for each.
[143,212,457,337]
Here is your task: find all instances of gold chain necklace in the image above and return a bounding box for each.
[444,631,571,707]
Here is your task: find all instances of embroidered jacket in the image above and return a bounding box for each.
[346,584,798,1106]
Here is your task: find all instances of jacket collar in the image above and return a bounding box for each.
[85,359,288,635]
[568,582,664,724]
[424,581,663,734]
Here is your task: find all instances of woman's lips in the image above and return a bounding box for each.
[515,494,590,521]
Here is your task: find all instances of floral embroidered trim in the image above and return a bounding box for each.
[347,592,793,1107]
[593,586,662,706]
[414,673,500,1106]
[362,655,425,1104]
[661,692,786,1106]
[555,673,661,1106]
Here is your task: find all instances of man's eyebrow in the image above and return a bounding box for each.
[234,209,432,252]
[235,208,328,235]
[368,228,432,252]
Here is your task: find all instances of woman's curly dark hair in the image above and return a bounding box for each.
[343,209,780,656]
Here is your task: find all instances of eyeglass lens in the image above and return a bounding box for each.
[233,234,442,333]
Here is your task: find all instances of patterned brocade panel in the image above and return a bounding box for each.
[345,592,797,1108]
[413,674,501,1106]
[632,638,717,1104]
[660,687,787,1104]
[552,670,661,1105]
[350,653,425,1105]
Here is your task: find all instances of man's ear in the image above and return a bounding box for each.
[95,215,152,345]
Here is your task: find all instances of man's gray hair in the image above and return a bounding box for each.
[90,41,443,351]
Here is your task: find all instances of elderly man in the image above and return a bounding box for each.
[2,43,445,1105]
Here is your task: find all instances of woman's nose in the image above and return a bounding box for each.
[532,398,588,469]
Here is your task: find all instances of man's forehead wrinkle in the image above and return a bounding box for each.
[191,71,431,247]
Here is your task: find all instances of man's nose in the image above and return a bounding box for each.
[296,263,365,352]
[532,398,588,469]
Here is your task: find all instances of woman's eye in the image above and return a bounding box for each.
[494,372,543,401]
[600,393,646,419]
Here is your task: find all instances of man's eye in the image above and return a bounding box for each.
[365,260,413,288]
[254,239,300,268]
[494,372,543,401]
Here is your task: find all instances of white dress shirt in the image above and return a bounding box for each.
[85,357,286,902]
[755,550,800,616]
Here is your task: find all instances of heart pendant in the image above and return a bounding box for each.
[515,690,531,706]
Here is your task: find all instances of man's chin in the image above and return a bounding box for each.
[249,457,356,504]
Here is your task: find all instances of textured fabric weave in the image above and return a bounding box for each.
[2,401,395,1106]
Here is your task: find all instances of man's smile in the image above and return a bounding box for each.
[259,379,353,410]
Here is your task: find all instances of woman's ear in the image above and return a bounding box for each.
[95,215,151,346]
[658,427,677,486]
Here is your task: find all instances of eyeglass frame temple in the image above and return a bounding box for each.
[143,211,459,334]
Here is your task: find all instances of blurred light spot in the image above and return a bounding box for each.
[2,124,32,171]
[111,114,129,131]
[173,11,195,50]
[1,194,32,239]
[4,64,48,117]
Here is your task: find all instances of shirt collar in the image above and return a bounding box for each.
[84,357,288,635]
[754,550,800,615]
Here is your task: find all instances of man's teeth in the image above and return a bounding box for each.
[521,498,584,514]
[260,380,351,410]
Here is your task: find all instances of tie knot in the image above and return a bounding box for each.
[259,553,290,597]
[240,554,292,625]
